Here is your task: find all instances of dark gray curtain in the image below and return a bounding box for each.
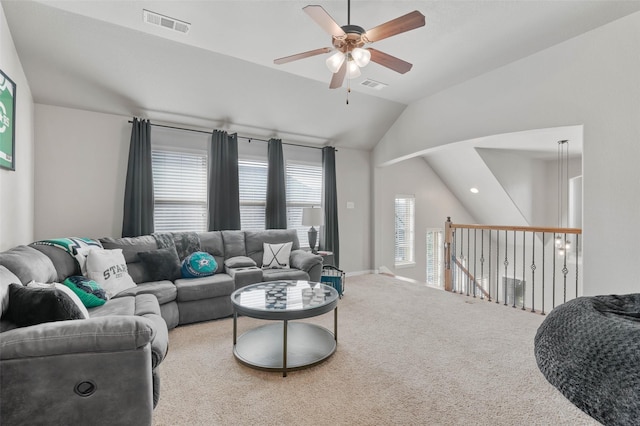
[320,146,339,267]
[122,118,154,237]
[208,130,241,231]
[265,138,287,229]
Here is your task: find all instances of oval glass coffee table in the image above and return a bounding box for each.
[231,280,339,377]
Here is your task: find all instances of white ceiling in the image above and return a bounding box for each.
[4,0,640,150]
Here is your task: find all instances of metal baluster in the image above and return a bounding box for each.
[552,233,556,309]
[460,228,465,294]
[541,232,546,315]
[496,230,500,304]
[473,229,477,298]
[480,229,485,300]
[466,228,470,296]
[503,230,508,306]
[452,229,457,292]
[530,232,536,313]
[522,231,526,310]
[488,230,492,302]
[563,232,569,303]
[512,230,516,308]
[575,234,579,298]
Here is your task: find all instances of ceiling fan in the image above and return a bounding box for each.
[274,0,426,90]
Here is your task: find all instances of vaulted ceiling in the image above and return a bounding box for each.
[4,0,640,150]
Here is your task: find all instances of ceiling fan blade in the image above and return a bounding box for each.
[365,10,425,43]
[274,47,332,65]
[368,48,413,74]
[303,5,346,37]
[329,61,347,89]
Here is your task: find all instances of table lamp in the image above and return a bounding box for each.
[302,207,324,253]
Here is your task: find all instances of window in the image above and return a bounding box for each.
[426,229,444,286]
[152,150,208,232]
[286,161,323,247]
[395,195,415,266]
[238,158,323,247]
[238,159,268,230]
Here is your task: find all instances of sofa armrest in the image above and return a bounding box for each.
[290,250,323,272]
[0,316,153,360]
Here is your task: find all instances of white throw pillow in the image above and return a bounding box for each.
[262,242,292,269]
[85,248,136,298]
[27,280,90,319]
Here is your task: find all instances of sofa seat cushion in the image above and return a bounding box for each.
[89,296,136,317]
[175,274,234,302]
[261,268,309,282]
[114,281,177,305]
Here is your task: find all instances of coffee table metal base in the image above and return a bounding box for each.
[234,320,336,377]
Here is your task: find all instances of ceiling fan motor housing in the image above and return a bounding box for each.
[333,25,367,52]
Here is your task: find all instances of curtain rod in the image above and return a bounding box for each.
[128,120,330,151]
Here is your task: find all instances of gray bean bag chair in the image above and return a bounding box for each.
[534,294,640,426]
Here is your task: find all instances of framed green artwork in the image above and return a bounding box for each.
[0,69,16,171]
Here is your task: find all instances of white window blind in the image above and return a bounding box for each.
[238,158,322,246]
[426,229,444,286]
[395,196,415,265]
[286,162,323,247]
[152,150,208,232]
[238,159,268,230]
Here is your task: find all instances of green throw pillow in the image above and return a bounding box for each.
[63,276,108,308]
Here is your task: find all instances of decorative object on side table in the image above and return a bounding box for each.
[302,207,324,253]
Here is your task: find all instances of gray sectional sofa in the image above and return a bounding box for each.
[0,229,322,425]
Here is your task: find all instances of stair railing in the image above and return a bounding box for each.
[444,217,582,314]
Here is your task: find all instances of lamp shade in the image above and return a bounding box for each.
[326,51,345,73]
[302,207,324,226]
[351,47,371,67]
[347,60,361,78]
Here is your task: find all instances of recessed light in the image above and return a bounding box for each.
[470,187,479,194]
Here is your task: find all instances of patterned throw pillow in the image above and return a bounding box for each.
[63,276,107,307]
[85,249,137,298]
[181,251,217,278]
[262,242,292,269]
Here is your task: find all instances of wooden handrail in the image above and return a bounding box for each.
[453,256,490,299]
[449,223,581,234]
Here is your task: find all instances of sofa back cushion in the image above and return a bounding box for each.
[198,231,225,272]
[221,231,246,260]
[245,230,300,267]
[100,236,158,283]
[29,244,81,282]
[0,246,58,285]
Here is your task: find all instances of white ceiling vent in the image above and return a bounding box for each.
[360,79,388,90]
[143,9,190,34]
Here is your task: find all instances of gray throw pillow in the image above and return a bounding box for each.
[6,284,85,327]
[137,247,182,282]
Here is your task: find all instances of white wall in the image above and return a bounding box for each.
[34,104,130,239]
[373,157,475,282]
[0,4,34,250]
[335,147,372,273]
[373,12,640,296]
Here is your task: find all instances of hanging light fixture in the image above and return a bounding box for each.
[347,55,361,78]
[556,140,571,256]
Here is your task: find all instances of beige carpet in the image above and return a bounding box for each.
[152,274,598,426]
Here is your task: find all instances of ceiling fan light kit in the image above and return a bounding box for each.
[274,0,425,100]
